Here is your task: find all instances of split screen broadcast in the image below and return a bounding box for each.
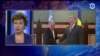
[5,10,95,46]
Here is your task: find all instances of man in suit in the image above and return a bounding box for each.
[43,20,58,45]
[60,16,85,45]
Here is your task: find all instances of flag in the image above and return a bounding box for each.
[77,10,82,26]
[77,18,82,26]
[48,10,54,22]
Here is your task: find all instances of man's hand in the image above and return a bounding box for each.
[56,39,60,44]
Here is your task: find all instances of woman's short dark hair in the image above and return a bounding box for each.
[12,12,28,26]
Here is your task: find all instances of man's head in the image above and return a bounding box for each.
[69,16,77,25]
[48,20,55,30]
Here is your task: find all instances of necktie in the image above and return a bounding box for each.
[52,30,55,40]
[70,26,73,32]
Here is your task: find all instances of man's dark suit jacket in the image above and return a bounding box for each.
[43,28,57,45]
[60,24,85,45]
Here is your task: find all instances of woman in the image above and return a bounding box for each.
[6,12,32,45]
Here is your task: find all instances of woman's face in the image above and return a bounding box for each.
[13,19,25,34]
